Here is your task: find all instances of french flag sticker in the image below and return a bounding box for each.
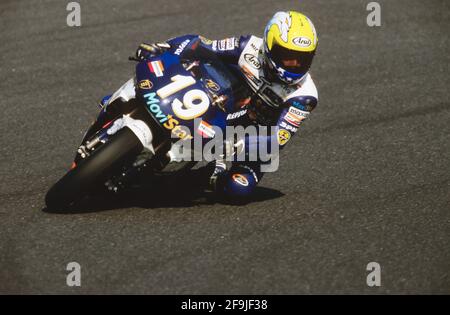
[148,60,165,77]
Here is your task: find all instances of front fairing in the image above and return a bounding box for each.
[105,77,136,107]
[134,51,236,141]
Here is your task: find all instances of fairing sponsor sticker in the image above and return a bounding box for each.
[148,60,165,77]
[197,120,215,138]
[277,129,291,146]
[138,79,153,90]
[174,39,191,55]
[199,36,213,45]
[205,79,220,92]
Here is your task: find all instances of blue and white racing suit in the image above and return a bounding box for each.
[143,34,318,198]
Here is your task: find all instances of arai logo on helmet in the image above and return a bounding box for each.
[244,53,261,69]
[293,37,312,48]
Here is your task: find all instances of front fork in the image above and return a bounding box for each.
[73,97,171,192]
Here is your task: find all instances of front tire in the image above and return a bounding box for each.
[45,128,143,210]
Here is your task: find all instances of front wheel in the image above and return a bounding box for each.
[45,128,143,210]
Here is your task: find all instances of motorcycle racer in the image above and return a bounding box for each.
[119,11,319,200]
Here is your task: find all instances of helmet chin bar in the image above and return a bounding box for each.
[262,49,306,86]
[262,60,278,82]
[262,54,284,84]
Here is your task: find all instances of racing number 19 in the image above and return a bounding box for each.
[156,75,210,120]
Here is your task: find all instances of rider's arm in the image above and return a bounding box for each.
[166,34,249,65]
[210,94,318,199]
[136,34,249,65]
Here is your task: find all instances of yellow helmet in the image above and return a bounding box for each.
[263,11,318,85]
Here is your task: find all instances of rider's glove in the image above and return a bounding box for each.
[208,160,227,192]
[135,42,171,60]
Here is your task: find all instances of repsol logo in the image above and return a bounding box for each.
[244,54,261,69]
[227,109,247,120]
[143,93,192,140]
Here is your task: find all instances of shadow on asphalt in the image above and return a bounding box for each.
[42,167,284,214]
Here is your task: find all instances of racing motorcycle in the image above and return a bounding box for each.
[45,49,245,210]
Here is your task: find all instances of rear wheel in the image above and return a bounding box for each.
[45,128,143,210]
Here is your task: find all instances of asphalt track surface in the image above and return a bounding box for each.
[0,0,449,294]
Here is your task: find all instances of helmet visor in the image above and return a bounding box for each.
[270,44,315,74]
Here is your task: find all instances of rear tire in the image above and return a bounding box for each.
[45,128,143,211]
